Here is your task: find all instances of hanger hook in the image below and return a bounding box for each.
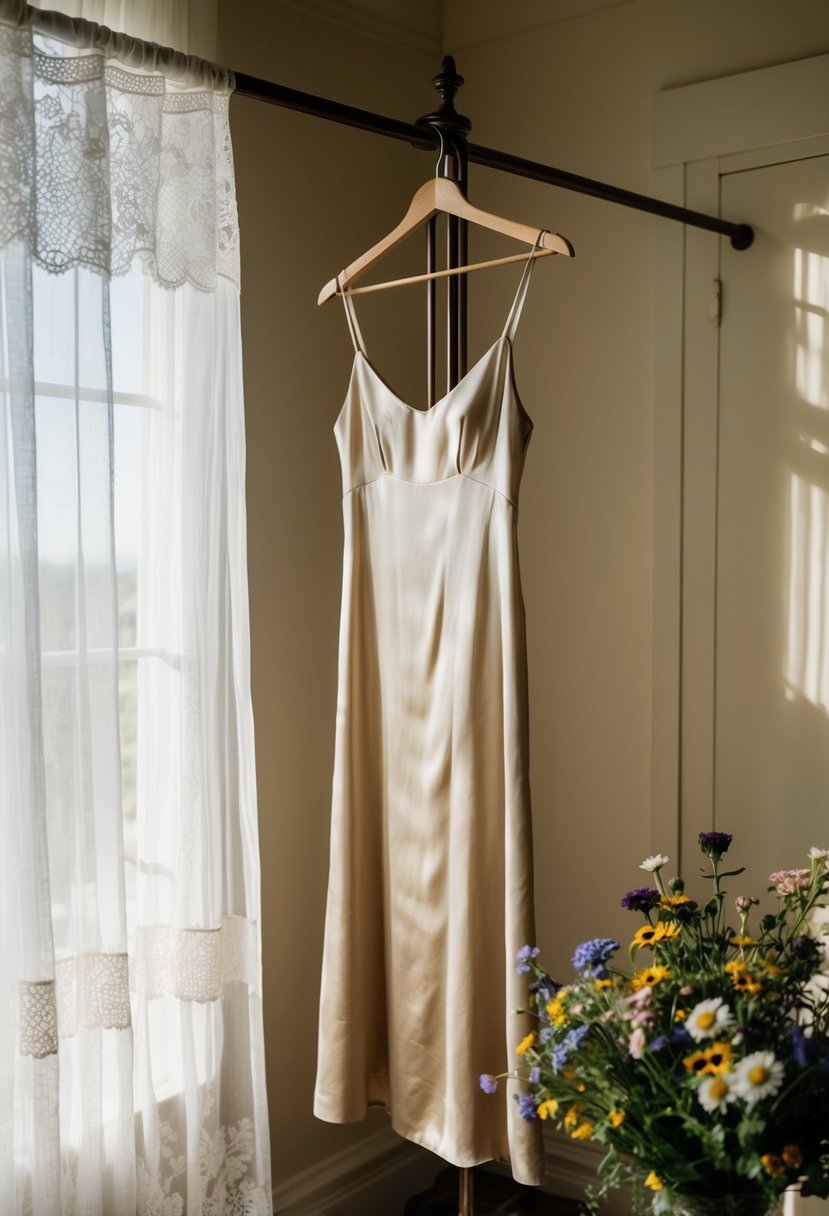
[434,128,446,179]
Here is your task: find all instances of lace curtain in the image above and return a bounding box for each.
[0,2,271,1212]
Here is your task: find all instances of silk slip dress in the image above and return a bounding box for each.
[314,239,545,1185]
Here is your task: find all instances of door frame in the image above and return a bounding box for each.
[651,53,829,870]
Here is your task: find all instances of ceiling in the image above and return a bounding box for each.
[285,0,636,56]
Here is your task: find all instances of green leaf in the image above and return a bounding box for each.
[801,1164,829,1199]
[718,866,746,877]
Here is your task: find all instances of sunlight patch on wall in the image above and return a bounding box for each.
[786,473,829,708]
[787,237,829,709]
[793,246,829,410]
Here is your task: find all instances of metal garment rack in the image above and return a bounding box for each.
[234,54,753,1216]
[234,55,753,407]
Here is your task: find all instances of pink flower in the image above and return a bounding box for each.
[768,869,811,896]
[629,1027,647,1058]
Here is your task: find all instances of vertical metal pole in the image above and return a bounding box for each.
[458,1166,474,1216]
[456,139,469,379]
[452,134,471,1216]
[426,216,436,408]
[447,206,459,391]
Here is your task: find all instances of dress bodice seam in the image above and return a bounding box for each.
[343,471,518,510]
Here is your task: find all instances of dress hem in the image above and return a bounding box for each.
[313,1097,545,1187]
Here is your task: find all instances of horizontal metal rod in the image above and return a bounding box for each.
[232,70,754,250]
[233,71,434,148]
[467,142,754,249]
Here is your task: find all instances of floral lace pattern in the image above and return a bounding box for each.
[0,18,239,290]
[134,1092,270,1216]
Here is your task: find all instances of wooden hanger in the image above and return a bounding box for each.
[317,175,574,305]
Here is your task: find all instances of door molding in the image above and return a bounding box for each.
[651,55,829,871]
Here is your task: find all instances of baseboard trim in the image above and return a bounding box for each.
[273,1122,628,1216]
[273,1125,425,1215]
[544,1129,630,1215]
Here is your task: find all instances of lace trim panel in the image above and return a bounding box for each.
[18,980,59,1059]
[132,915,259,1003]
[17,917,257,1055]
[0,20,240,290]
[55,952,132,1038]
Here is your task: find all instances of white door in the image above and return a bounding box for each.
[654,65,829,1216]
[715,154,829,873]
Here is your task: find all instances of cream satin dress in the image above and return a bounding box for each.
[314,240,545,1185]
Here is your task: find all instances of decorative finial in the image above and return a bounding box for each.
[416,54,471,137]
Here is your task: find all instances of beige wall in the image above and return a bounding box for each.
[218,0,829,1194]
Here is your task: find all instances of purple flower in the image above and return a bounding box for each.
[699,831,733,860]
[551,1025,590,1073]
[540,1026,555,1044]
[517,1093,537,1121]
[650,1035,669,1052]
[788,1025,829,1074]
[516,945,540,974]
[529,1066,540,1084]
[572,937,620,977]
[479,1073,498,1094]
[567,1025,589,1050]
[790,1026,813,1069]
[620,887,660,913]
[551,1042,570,1073]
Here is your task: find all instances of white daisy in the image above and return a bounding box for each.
[731,1051,784,1107]
[686,997,734,1043]
[640,854,669,873]
[697,1074,735,1113]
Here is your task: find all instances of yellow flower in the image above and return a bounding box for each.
[609,1109,626,1127]
[782,1144,803,1169]
[631,964,671,991]
[725,960,761,994]
[536,1098,559,1121]
[764,952,785,977]
[761,1153,786,1179]
[576,1082,586,1093]
[683,1042,733,1076]
[674,1008,687,1022]
[546,992,568,1027]
[660,894,690,908]
[571,1121,594,1141]
[729,935,756,948]
[683,1049,710,1075]
[563,1105,581,1131]
[595,978,612,990]
[630,920,681,951]
[516,1032,537,1056]
[702,1041,734,1074]
[631,924,663,950]
[644,1172,664,1191]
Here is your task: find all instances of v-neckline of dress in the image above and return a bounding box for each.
[354,336,507,417]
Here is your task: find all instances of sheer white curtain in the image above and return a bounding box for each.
[0,2,270,1212]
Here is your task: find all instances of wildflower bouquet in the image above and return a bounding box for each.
[482,834,829,1215]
